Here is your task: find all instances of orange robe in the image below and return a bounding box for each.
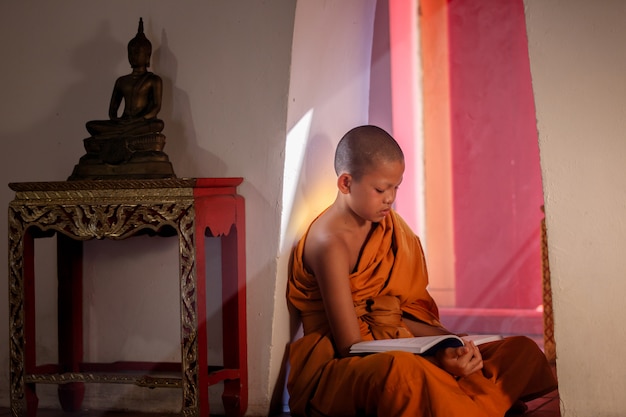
[287,210,557,417]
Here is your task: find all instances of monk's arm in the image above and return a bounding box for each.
[434,340,483,378]
[403,316,484,377]
[308,237,361,357]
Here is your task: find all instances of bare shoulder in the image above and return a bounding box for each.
[303,212,350,275]
[304,207,372,278]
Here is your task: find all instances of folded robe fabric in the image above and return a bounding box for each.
[287,209,557,417]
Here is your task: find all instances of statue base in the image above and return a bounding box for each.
[68,133,176,181]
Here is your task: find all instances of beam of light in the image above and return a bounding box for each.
[280,109,314,252]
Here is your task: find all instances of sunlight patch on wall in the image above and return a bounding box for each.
[280,109,313,252]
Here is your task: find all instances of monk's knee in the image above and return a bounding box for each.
[378,351,427,382]
[506,335,543,354]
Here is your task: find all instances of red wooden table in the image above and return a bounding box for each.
[7,178,247,417]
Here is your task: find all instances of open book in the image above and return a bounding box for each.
[349,334,503,356]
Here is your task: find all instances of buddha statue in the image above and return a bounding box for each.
[69,18,175,180]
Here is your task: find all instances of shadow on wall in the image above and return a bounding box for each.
[152,29,227,178]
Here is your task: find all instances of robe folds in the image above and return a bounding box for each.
[287,209,557,417]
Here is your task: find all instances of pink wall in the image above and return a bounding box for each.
[386,0,544,324]
[447,0,544,309]
[388,0,423,234]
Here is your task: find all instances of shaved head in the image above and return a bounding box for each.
[334,125,404,181]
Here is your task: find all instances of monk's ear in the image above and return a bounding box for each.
[337,173,352,194]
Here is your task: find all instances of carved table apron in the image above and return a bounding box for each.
[8,178,247,417]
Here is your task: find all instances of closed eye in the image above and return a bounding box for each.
[376,186,399,193]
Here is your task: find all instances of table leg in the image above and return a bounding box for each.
[220,214,247,417]
[23,230,38,417]
[57,234,85,412]
[193,226,210,417]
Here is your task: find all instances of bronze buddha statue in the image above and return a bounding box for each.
[69,18,175,180]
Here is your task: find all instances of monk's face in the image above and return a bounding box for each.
[346,159,404,223]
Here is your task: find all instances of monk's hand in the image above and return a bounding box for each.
[435,340,483,378]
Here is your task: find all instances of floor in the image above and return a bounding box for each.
[0,389,561,417]
[521,389,561,417]
[0,365,560,417]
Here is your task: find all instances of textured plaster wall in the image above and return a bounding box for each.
[525,1,626,415]
[0,1,377,415]
[0,2,296,415]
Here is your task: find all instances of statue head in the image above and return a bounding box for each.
[128,18,152,68]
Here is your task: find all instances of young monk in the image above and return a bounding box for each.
[286,125,557,416]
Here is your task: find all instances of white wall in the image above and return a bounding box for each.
[525,1,626,415]
[0,1,379,415]
[272,0,378,411]
[0,2,296,415]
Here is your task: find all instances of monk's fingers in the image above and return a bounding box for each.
[455,345,474,360]
[467,341,482,358]
[455,355,474,372]
[458,352,482,373]
[466,355,483,374]
[470,356,483,371]
[470,349,482,364]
